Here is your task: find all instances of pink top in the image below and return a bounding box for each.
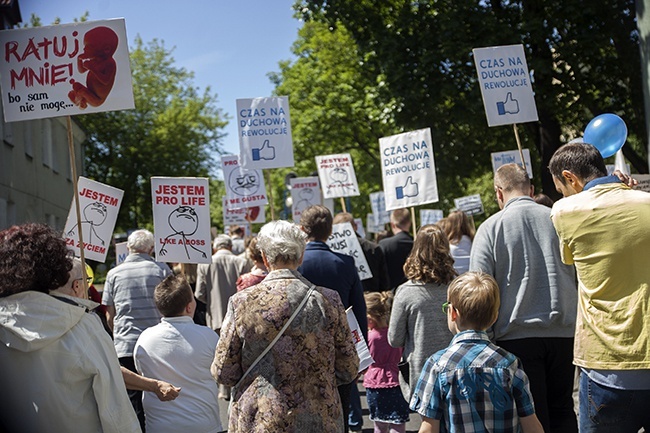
[236,266,268,292]
[363,327,402,389]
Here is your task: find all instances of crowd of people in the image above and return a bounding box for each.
[0,142,649,433]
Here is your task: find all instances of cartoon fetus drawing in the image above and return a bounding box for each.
[67,201,107,246]
[294,188,315,214]
[68,26,119,109]
[159,206,207,260]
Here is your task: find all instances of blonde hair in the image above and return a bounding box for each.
[364,291,393,325]
[404,224,457,284]
[447,272,500,330]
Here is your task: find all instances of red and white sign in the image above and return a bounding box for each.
[316,153,360,199]
[222,154,268,209]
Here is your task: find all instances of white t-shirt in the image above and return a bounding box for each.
[134,316,222,433]
[450,235,472,274]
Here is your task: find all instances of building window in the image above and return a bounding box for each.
[0,198,15,230]
[24,120,35,158]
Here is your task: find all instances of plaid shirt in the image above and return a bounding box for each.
[410,330,535,433]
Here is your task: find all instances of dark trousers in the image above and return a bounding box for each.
[119,356,146,432]
[497,337,577,433]
[338,382,353,433]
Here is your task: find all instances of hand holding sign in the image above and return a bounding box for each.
[497,92,519,115]
[396,176,419,199]
[252,139,276,161]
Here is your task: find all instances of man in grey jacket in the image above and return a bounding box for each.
[469,163,577,433]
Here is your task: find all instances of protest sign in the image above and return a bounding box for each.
[115,241,128,265]
[367,213,383,234]
[380,128,439,211]
[454,194,484,216]
[346,307,374,372]
[491,149,533,178]
[64,177,123,262]
[222,155,268,209]
[354,218,366,239]
[290,176,321,223]
[0,19,134,122]
[473,44,538,127]
[420,209,444,226]
[316,153,360,199]
[633,174,650,193]
[369,191,391,227]
[606,164,631,176]
[222,196,265,226]
[151,177,211,264]
[327,222,372,281]
[237,96,294,169]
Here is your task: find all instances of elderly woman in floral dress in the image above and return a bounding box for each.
[212,220,359,433]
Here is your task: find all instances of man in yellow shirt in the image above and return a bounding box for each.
[549,142,650,433]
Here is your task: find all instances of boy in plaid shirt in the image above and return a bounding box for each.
[410,272,543,433]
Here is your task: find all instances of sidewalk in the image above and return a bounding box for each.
[216,379,421,432]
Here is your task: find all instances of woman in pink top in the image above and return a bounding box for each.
[363,291,410,433]
[236,237,268,291]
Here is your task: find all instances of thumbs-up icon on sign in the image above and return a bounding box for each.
[396,176,419,199]
[496,92,520,115]
[252,140,276,161]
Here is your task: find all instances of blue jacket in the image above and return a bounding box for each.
[298,241,368,341]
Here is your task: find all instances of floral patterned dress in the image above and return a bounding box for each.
[212,268,359,433]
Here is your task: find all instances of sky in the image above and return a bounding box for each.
[19,0,302,161]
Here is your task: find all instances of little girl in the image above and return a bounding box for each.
[363,291,410,433]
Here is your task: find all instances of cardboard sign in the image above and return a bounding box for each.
[316,153,360,199]
[633,174,650,193]
[420,209,444,226]
[290,176,322,223]
[380,128,439,211]
[115,241,128,265]
[237,96,294,169]
[151,177,211,264]
[454,194,484,216]
[347,307,374,372]
[222,196,265,226]
[369,191,391,227]
[491,149,533,178]
[354,218,366,239]
[64,177,124,262]
[327,222,372,281]
[473,44,538,127]
[367,213,383,234]
[0,19,134,122]
[221,154,268,209]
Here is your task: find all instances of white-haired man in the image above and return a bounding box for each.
[102,229,172,431]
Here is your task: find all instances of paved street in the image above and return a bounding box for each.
[216,379,422,432]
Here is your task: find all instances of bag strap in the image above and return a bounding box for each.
[232,284,316,392]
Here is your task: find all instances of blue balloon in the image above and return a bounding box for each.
[583,113,627,158]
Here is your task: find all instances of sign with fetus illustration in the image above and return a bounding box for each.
[221,154,269,209]
[64,176,124,262]
[151,177,212,264]
[0,19,134,122]
[290,176,322,223]
[316,153,360,199]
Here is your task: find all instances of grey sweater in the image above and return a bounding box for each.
[469,196,577,341]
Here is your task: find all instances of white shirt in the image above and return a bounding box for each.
[450,235,472,274]
[134,316,222,433]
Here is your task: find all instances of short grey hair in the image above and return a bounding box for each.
[257,220,307,266]
[213,234,232,250]
[127,229,154,254]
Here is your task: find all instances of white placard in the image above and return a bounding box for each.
[290,176,322,223]
[237,96,294,169]
[347,307,374,372]
[316,153,360,199]
[367,213,382,234]
[64,177,124,262]
[473,44,538,127]
[0,19,134,122]
[327,222,372,281]
[454,194,484,216]
[354,218,366,239]
[420,209,444,226]
[369,191,391,227]
[151,177,211,264]
[115,241,128,265]
[222,196,265,226]
[380,128,439,211]
[633,174,650,193]
[606,164,631,176]
[491,149,534,178]
[221,155,268,209]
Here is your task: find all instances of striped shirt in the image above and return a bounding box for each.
[102,253,171,357]
[410,330,535,433]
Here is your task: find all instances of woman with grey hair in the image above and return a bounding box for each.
[212,220,359,433]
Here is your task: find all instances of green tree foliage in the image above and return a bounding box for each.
[78,37,228,230]
[295,0,647,202]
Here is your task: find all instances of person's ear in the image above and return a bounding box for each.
[562,170,585,193]
[529,184,535,198]
[261,251,271,269]
[450,306,459,323]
